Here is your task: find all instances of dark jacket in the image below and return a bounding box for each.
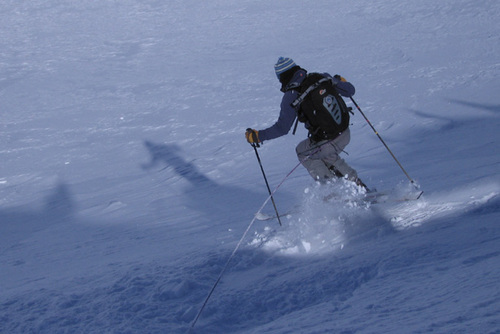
[258,69,355,142]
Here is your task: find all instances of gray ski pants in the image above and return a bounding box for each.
[295,129,358,182]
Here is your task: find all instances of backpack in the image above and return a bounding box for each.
[291,73,352,141]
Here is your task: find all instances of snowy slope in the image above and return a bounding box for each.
[1,0,499,333]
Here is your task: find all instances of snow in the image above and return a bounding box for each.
[1,0,499,333]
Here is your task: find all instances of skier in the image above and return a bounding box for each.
[246,57,368,189]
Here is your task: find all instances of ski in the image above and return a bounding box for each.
[255,211,294,221]
[324,189,424,204]
[366,190,424,204]
[257,191,424,221]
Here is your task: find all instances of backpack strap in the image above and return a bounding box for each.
[284,81,301,91]
[292,115,300,135]
[286,80,304,135]
[291,77,333,108]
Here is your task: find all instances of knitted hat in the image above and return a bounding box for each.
[274,57,296,79]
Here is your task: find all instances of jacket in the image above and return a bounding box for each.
[258,69,355,142]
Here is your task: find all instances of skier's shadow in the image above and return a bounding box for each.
[142,141,212,186]
[142,140,270,223]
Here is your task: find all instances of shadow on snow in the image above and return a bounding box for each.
[141,140,293,226]
[0,182,75,250]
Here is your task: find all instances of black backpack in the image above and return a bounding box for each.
[291,73,352,141]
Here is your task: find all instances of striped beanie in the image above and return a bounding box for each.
[274,57,296,79]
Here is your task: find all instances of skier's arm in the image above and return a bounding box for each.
[325,73,355,97]
[257,91,298,142]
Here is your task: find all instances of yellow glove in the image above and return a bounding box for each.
[245,129,260,144]
[333,74,347,83]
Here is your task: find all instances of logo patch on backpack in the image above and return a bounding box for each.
[323,95,342,125]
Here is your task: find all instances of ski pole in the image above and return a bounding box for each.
[350,97,419,190]
[247,129,282,226]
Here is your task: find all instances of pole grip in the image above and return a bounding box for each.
[246,128,260,148]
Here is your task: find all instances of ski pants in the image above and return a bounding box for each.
[295,129,358,182]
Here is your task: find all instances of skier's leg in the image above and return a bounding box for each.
[321,130,370,189]
[296,130,367,188]
[296,138,336,182]
[321,129,359,181]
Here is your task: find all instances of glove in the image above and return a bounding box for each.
[245,128,260,144]
[333,74,347,84]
